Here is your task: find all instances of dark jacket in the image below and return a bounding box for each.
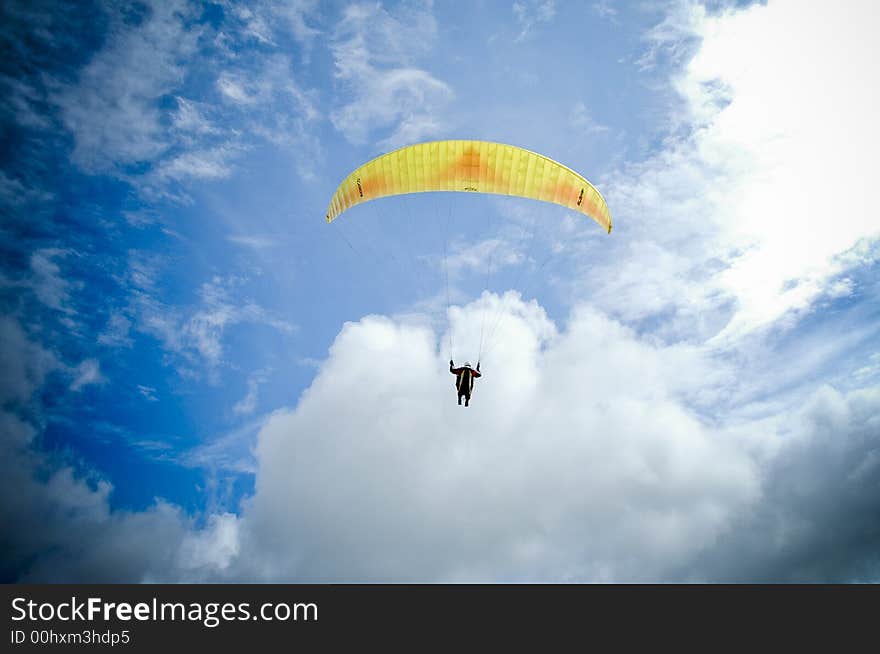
[450,363,481,395]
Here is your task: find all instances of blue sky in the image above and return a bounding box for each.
[1,0,879,582]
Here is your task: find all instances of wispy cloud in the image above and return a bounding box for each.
[592,1,618,23]
[233,368,271,416]
[56,0,199,173]
[69,358,105,391]
[180,414,266,475]
[569,101,610,135]
[330,2,453,148]
[47,0,322,199]
[226,235,277,250]
[216,56,318,122]
[0,1,80,132]
[171,97,221,137]
[153,145,241,184]
[512,0,556,42]
[27,248,80,314]
[117,261,296,375]
[0,316,59,406]
[635,1,703,73]
[0,171,54,209]
[227,0,320,53]
[444,236,526,281]
[214,54,321,174]
[137,385,159,402]
[97,312,133,348]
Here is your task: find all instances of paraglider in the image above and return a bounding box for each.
[325,139,612,404]
[450,360,481,407]
[325,140,612,233]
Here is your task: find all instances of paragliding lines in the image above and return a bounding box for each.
[477,204,496,364]
[443,195,454,360]
[323,139,613,366]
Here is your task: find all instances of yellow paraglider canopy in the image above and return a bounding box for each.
[325,140,612,233]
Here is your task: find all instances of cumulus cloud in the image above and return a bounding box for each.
[3,292,879,582]
[224,296,758,581]
[218,295,877,582]
[0,315,233,583]
[685,385,880,582]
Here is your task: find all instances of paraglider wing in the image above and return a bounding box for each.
[325,140,612,233]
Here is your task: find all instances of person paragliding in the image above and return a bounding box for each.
[450,360,481,407]
[325,140,612,402]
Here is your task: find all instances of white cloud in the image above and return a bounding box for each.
[592,1,617,22]
[97,312,134,348]
[680,0,879,340]
[57,0,199,172]
[171,97,220,136]
[70,359,105,392]
[271,0,321,47]
[226,235,276,249]
[0,313,239,583]
[3,293,879,582]
[214,54,322,177]
[154,145,239,183]
[180,415,265,477]
[123,271,296,373]
[232,5,276,45]
[0,170,54,209]
[217,75,254,105]
[230,0,320,50]
[233,369,270,416]
[825,278,854,300]
[176,513,240,576]
[330,2,452,147]
[225,296,760,581]
[513,1,556,42]
[28,248,79,314]
[686,384,880,581]
[570,101,610,135]
[444,236,525,281]
[220,55,320,123]
[0,2,71,131]
[53,1,321,196]
[137,385,159,402]
[592,0,880,344]
[635,1,703,73]
[5,0,880,585]
[0,317,59,406]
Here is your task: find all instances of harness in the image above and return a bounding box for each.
[456,368,475,395]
